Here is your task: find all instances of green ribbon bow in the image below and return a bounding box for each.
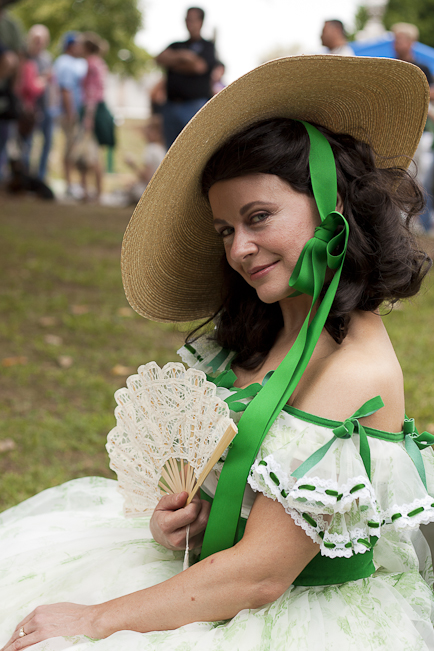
[200,121,350,560]
[291,396,385,482]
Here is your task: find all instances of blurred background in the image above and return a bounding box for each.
[2,0,434,511]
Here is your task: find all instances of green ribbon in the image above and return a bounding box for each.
[200,121,349,560]
[209,369,238,388]
[208,347,233,373]
[403,418,434,490]
[224,383,264,412]
[291,396,385,481]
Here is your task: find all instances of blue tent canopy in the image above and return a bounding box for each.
[351,33,434,76]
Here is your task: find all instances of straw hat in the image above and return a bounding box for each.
[122,55,429,323]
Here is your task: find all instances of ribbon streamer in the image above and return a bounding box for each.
[200,122,349,560]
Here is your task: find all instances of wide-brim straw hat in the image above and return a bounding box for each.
[122,55,429,323]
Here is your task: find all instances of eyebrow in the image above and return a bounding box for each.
[213,200,277,224]
[239,201,276,216]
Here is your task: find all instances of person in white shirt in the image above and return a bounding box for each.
[321,19,355,56]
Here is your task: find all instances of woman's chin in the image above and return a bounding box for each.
[255,289,288,304]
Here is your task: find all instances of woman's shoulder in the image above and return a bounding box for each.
[292,311,405,431]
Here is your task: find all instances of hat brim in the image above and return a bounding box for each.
[121,55,429,323]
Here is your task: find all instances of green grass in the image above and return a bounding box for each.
[0,198,185,510]
[1,199,434,512]
[382,252,434,430]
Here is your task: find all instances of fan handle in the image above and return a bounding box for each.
[186,422,238,505]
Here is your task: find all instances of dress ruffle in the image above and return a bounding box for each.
[247,412,434,558]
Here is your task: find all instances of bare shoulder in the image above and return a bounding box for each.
[292,311,405,431]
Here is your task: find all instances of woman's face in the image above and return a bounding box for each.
[209,173,321,304]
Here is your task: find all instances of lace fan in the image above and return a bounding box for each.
[106,361,238,517]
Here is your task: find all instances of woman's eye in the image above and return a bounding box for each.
[219,226,234,237]
[250,212,269,224]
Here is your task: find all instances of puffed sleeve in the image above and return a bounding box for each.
[248,407,434,559]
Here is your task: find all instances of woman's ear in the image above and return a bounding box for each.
[336,193,344,213]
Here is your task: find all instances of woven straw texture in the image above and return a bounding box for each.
[121,55,429,323]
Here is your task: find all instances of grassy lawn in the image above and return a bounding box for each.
[0,197,185,510]
[1,197,434,512]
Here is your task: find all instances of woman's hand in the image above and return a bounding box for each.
[150,491,211,550]
[1,603,102,651]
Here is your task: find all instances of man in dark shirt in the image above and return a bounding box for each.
[156,7,217,148]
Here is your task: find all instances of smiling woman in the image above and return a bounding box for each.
[209,174,321,304]
[1,55,434,651]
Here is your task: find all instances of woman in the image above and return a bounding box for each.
[21,24,54,181]
[79,32,114,202]
[2,55,434,651]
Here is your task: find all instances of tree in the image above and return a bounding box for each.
[347,5,370,41]
[11,0,151,76]
[383,0,434,49]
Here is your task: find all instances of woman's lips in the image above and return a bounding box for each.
[248,261,279,280]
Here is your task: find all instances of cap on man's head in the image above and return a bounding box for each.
[62,31,79,51]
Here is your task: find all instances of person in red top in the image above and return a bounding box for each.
[80,31,114,202]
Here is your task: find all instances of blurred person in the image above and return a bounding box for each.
[149,77,166,115]
[14,27,48,174]
[53,31,87,197]
[392,22,434,233]
[392,22,432,79]
[211,60,225,95]
[321,19,354,56]
[123,114,165,204]
[0,0,24,179]
[5,32,56,201]
[80,31,115,202]
[156,6,217,148]
[22,24,55,181]
[0,41,16,77]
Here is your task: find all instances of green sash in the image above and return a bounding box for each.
[200,122,349,560]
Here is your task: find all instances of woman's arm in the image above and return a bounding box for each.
[4,494,319,649]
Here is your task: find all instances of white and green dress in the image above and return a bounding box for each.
[1,339,434,651]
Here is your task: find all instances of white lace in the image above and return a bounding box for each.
[248,458,434,558]
[106,362,235,517]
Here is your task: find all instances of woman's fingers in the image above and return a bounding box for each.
[165,499,211,550]
[188,498,211,539]
[3,630,41,651]
[156,494,202,532]
[150,492,211,550]
[2,616,38,651]
[1,603,97,651]
[156,491,188,513]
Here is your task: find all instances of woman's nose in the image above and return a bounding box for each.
[228,229,257,262]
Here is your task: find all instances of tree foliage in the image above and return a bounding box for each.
[347,5,370,41]
[383,0,434,49]
[11,0,151,76]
